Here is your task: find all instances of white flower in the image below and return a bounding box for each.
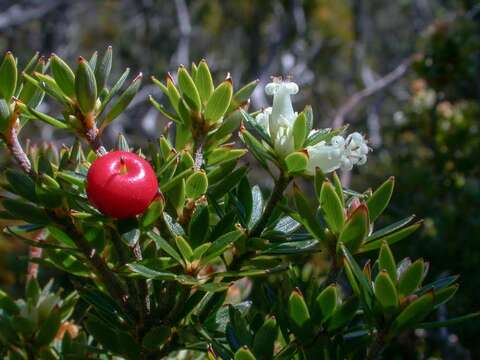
[305,132,369,175]
[254,78,299,157]
[253,80,370,175]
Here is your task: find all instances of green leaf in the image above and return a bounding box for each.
[2,199,49,224]
[102,73,142,126]
[177,66,201,112]
[195,60,214,104]
[240,110,273,146]
[26,277,41,304]
[75,57,97,114]
[141,196,164,228]
[338,205,368,253]
[228,305,253,349]
[5,169,36,202]
[207,109,242,145]
[56,170,85,188]
[365,215,416,243]
[293,112,308,150]
[359,221,422,253]
[149,95,182,124]
[192,242,211,260]
[303,105,313,130]
[417,275,459,296]
[127,263,193,283]
[205,79,233,123]
[98,67,130,113]
[36,309,61,346]
[262,239,319,255]
[285,151,308,174]
[293,184,326,242]
[142,325,171,350]
[327,297,359,331]
[305,126,347,147]
[273,216,300,234]
[0,52,17,100]
[208,166,247,199]
[165,74,182,113]
[88,51,98,69]
[175,235,193,263]
[418,311,480,329]
[398,259,424,296]
[332,172,344,207]
[239,129,275,170]
[202,229,244,264]
[316,284,338,321]
[22,104,68,129]
[366,177,395,222]
[0,291,20,315]
[340,245,374,311]
[378,242,397,282]
[95,46,112,91]
[207,148,247,166]
[236,176,253,225]
[147,231,183,265]
[234,347,256,360]
[161,167,193,193]
[433,285,459,307]
[47,226,75,247]
[229,79,259,111]
[51,54,76,98]
[249,186,264,229]
[85,316,121,354]
[0,98,10,133]
[189,205,209,247]
[390,292,434,335]
[319,180,345,234]
[374,271,399,312]
[44,249,90,277]
[313,167,325,199]
[252,317,277,360]
[288,288,311,339]
[185,170,208,200]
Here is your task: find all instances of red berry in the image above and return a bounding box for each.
[86,151,158,219]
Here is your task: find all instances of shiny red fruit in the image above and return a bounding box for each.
[86,151,158,219]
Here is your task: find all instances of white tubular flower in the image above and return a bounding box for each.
[255,78,299,157]
[253,107,271,134]
[305,132,369,175]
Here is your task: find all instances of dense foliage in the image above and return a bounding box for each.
[0,48,476,360]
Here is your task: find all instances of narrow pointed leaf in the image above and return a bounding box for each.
[195,60,214,104]
[229,79,259,111]
[379,242,397,282]
[374,271,399,311]
[366,177,395,222]
[177,66,201,112]
[320,180,345,234]
[102,73,142,125]
[51,54,76,98]
[202,229,244,264]
[327,297,359,331]
[293,112,308,150]
[252,317,277,360]
[338,205,368,253]
[95,46,112,91]
[0,52,17,100]
[75,57,97,114]
[390,292,434,335]
[398,259,424,296]
[205,80,233,123]
[316,284,338,320]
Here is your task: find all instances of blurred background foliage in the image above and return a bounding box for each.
[0,0,479,358]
